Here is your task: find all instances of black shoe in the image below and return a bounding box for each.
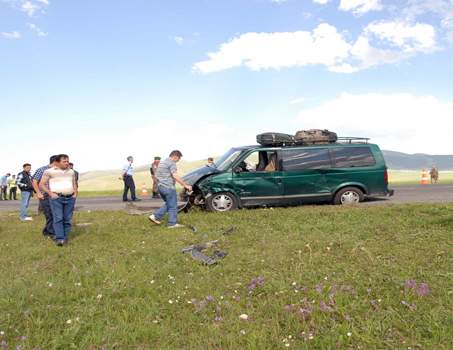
[131,198,141,201]
[57,241,64,247]
[123,200,128,202]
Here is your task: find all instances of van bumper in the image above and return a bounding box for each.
[387,188,394,197]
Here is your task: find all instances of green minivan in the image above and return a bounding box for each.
[181,139,394,212]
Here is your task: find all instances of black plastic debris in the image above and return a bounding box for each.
[211,250,228,259]
[222,226,237,235]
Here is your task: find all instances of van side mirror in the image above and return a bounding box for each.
[233,166,243,173]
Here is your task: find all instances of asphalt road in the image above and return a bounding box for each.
[0,183,452,213]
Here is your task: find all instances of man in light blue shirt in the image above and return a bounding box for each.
[149,150,192,228]
[1,173,10,200]
[121,156,141,202]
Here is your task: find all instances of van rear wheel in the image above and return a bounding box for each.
[333,187,364,205]
[206,192,238,212]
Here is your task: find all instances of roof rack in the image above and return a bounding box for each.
[337,137,370,144]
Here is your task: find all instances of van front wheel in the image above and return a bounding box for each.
[206,192,238,212]
[333,187,364,205]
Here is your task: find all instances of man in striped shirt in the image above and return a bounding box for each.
[32,155,57,239]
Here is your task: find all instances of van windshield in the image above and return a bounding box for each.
[213,148,244,172]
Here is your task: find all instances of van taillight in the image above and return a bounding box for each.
[385,170,388,183]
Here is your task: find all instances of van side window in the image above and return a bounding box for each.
[282,149,331,171]
[331,147,376,168]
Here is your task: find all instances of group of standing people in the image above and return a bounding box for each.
[0,173,18,200]
[1,155,78,247]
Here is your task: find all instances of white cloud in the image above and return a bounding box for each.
[193,24,351,74]
[365,21,437,52]
[21,1,40,16]
[2,31,21,38]
[292,92,453,155]
[170,36,184,45]
[349,36,415,68]
[2,0,49,17]
[339,0,383,16]
[289,97,307,104]
[28,23,48,36]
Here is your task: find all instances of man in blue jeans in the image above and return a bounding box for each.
[149,150,192,228]
[39,154,77,247]
[16,165,34,220]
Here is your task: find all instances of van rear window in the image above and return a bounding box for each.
[282,149,332,171]
[331,147,376,168]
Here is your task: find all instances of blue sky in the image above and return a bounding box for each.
[1,0,452,173]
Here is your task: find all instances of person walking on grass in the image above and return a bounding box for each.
[1,173,10,200]
[121,156,141,202]
[32,155,57,240]
[39,154,77,247]
[16,165,34,220]
[149,150,192,228]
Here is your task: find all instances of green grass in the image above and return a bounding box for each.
[1,203,453,349]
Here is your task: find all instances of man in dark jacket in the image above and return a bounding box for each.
[16,163,34,221]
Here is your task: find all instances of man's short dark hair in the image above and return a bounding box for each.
[55,154,69,163]
[69,163,74,166]
[23,163,31,168]
[169,150,183,158]
[50,155,58,164]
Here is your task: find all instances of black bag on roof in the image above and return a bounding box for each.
[256,133,307,146]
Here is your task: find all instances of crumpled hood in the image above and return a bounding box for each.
[182,166,220,186]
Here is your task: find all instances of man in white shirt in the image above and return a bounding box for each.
[39,154,77,247]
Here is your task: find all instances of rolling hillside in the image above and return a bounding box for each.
[78,152,452,191]
[382,150,453,171]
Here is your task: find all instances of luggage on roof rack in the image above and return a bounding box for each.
[295,129,338,143]
[256,132,306,146]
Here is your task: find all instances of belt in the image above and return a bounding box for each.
[55,193,74,198]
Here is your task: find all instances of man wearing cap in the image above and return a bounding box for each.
[150,156,161,198]
[0,173,10,200]
[121,156,140,202]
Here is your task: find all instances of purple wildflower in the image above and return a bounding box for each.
[316,284,322,294]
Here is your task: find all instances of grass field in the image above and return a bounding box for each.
[1,203,453,349]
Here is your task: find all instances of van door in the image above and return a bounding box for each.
[281,148,333,203]
[232,151,284,206]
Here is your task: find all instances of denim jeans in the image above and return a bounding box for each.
[40,195,55,236]
[20,191,33,219]
[154,185,178,227]
[49,196,76,243]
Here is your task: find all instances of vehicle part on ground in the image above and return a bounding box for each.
[211,250,228,259]
[222,226,237,235]
[190,249,218,265]
[332,186,364,205]
[206,192,239,212]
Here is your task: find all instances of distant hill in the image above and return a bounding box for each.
[80,151,453,183]
[382,151,453,171]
